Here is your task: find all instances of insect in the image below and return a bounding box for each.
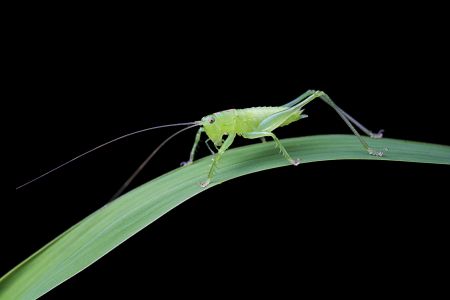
[16,90,384,197]
[183,89,384,187]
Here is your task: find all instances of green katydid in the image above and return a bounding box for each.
[184,89,384,187]
[16,90,384,197]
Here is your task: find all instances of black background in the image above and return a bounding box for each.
[9,5,450,299]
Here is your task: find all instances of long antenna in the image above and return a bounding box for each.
[16,122,199,190]
[110,123,200,200]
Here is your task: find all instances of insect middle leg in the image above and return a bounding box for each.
[242,131,300,166]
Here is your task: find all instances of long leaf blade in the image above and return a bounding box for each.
[3,135,449,299]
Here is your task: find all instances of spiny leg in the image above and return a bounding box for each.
[201,133,236,187]
[318,93,385,156]
[243,131,300,166]
[289,90,385,156]
[181,127,204,166]
[337,108,383,138]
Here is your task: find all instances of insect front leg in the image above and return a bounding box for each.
[205,139,216,154]
[181,127,204,166]
[242,132,300,166]
[201,133,236,187]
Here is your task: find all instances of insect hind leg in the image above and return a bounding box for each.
[337,108,384,138]
[318,92,385,156]
[282,90,316,107]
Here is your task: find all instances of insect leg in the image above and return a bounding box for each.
[318,92,385,156]
[282,90,315,107]
[242,131,300,166]
[256,91,326,134]
[205,139,216,154]
[335,108,383,138]
[181,127,204,166]
[281,90,385,156]
[201,133,236,187]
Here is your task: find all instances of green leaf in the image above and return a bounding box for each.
[3,135,449,299]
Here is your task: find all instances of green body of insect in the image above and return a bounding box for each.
[185,90,384,187]
[15,89,385,195]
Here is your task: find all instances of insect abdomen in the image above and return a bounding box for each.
[234,107,287,134]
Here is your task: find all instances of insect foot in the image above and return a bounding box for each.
[368,148,384,157]
[180,160,192,167]
[370,129,384,139]
[200,179,210,188]
[290,158,301,166]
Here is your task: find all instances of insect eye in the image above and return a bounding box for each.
[208,117,215,124]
